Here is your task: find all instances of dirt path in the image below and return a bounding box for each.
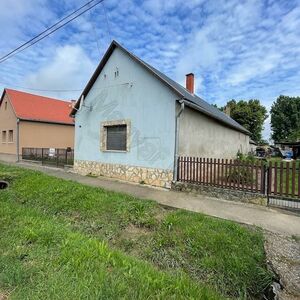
[264,232,300,299]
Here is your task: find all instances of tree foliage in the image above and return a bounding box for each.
[220,99,268,143]
[270,95,300,142]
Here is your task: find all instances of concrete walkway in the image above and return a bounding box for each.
[11,162,300,237]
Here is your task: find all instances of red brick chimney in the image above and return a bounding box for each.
[186,73,194,94]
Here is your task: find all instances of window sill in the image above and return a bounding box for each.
[102,150,128,153]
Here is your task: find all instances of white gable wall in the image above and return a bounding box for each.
[74,48,177,187]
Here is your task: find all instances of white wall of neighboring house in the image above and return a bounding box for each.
[178,105,250,158]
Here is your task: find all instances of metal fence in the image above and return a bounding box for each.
[22,148,74,167]
[177,156,300,210]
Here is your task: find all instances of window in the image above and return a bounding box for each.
[106,125,127,151]
[8,130,13,143]
[4,102,7,110]
[100,120,131,152]
[2,131,6,143]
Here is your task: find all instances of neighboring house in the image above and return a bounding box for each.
[249,139,258,153]
[71,40,250,188]
[0,89,74,162]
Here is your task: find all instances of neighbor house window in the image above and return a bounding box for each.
[100,120,131,152]
[2,131,6,143]
[4,102,7,110]
[8,130,13,143]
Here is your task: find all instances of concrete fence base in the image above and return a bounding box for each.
[172,181,267,206]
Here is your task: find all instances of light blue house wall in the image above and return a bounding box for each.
[74,47,177,173]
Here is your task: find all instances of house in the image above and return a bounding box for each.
[71,40,250,188]
[0,89,74,162]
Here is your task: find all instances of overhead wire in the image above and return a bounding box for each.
[0,0,105,64]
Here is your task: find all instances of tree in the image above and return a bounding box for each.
[270,95,300,142]
[221,99,268,143]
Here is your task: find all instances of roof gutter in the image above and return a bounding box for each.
[173,99,185,182]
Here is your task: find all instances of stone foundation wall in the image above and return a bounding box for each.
[74,160,173,188]
[172,181,267,205]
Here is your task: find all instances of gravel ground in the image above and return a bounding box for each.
[264,231,300,299]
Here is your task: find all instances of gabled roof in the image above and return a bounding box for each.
[71,40,249,135]
[1,89,74,125]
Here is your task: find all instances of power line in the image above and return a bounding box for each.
[0,0,98,62]
[0,82,132,93]
[0,0,105,64]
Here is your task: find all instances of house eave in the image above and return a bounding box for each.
[19,118,75,126]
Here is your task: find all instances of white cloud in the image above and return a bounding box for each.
[23,45,94,99]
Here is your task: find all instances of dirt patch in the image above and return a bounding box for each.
[264,231,300,299]
[0,293,9,300]
[154,206,173,222]
[122,224,151,240]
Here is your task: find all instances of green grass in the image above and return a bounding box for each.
[0,164,273,299]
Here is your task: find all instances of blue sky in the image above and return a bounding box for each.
[0,0,300,140]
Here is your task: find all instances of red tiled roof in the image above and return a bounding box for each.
[3,89,74,125]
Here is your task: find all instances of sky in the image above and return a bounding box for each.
[0,0,299,141]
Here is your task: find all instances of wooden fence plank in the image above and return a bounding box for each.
[210,158,213,184]
[196,157,199,183]
[274,162,277,195]
[203,158,206,184]
[221,159,224,187]
[213,158,216,185]
[269,161,273,194]
[286,162,290,196]
[255,161,259,192]
[199,158,202,183]
[280,162,283,195]
[292,162,296,196]
[260,161,265,194]
[229,159,232,189]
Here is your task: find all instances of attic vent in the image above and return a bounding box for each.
[114,68,119,78]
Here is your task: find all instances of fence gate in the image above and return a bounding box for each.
[177,156,300,210]
[267,161,300,210]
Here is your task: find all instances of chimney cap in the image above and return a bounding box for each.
[186,72,194,76]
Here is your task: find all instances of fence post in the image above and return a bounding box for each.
[65,149,68,166]
[177,156,180,181]
[266,163,271,206]
[41,148,44,165]
[56,149,59,167]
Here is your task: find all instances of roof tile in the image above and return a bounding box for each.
[4,89,74,125]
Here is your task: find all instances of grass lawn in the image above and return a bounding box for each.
[0,164,273,299]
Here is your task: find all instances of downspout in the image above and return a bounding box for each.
[173,100,185,181]
[16,118,20,162]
